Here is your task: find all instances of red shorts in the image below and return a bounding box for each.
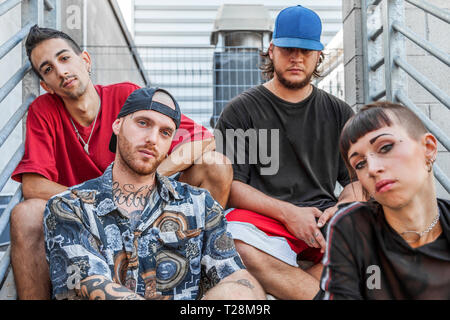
[225,209,323,265]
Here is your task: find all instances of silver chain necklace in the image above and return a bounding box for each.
[70,97,101,155]
[400,209,440,243]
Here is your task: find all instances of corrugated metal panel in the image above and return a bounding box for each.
[133,1,343,47]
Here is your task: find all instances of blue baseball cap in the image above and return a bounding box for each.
[272,5,324,51]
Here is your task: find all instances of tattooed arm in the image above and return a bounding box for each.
[78,275,145,300]
[202,269,266,300]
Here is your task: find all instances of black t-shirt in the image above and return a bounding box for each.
[214,84,354,210]
[316,199,450,300]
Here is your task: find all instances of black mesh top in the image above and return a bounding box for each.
[315,199,450,300]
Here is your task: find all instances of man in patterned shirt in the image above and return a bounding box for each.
[43,87,265,300]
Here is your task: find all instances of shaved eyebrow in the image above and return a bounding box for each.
[349,133,394,160]
[38,49,70,72]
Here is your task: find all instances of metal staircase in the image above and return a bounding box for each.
[0,0,59,299]
[359,0,449,192]
[0,0,448,299]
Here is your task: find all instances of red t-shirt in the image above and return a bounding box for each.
[12,82,213,187]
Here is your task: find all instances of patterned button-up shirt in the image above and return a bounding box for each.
[44,164,245,300]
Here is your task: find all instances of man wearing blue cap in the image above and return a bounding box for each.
[215,5,364,299]
[43,87,265,300]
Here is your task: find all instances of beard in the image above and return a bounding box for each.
[117,134,165,176]
[271,53,315,90]
[274,66,313,90]
[60,75,89,99]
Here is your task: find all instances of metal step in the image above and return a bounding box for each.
[0,195,12,246]
[0,267,16,300]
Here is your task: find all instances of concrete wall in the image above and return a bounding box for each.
[343,0,449,199]
[60,0,146,87]
[342,0,365,110]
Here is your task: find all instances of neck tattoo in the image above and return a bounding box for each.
[112,182,155,209]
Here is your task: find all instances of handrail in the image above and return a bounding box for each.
[0,143,25,193]
[405,0,450,24]
[0,95,35,148]
[392,22,450,67]
[0,0,21,18]
[371,89,386,101]
[0,23,34,61]
[394,56,450,110]
[0,62,31,104]
[370,57,384,71]
[369,0,383,6]
[317,55,343,80]
[369,26,383,41]
[396,91,450,152]
[0,246,11,284]
[0,187,22,237]
[43,0,53,11]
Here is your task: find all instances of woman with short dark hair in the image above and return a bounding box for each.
[316,101,450,300]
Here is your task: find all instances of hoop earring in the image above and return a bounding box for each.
[426,158,435,173]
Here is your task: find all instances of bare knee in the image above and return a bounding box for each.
[11,199,47,243]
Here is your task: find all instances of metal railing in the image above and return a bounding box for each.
[0,0,58,298]
[361,0,450,193]
[0,0,150,298]
[1,0,446,299]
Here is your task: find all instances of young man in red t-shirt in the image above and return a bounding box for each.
[10,25,232,299]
